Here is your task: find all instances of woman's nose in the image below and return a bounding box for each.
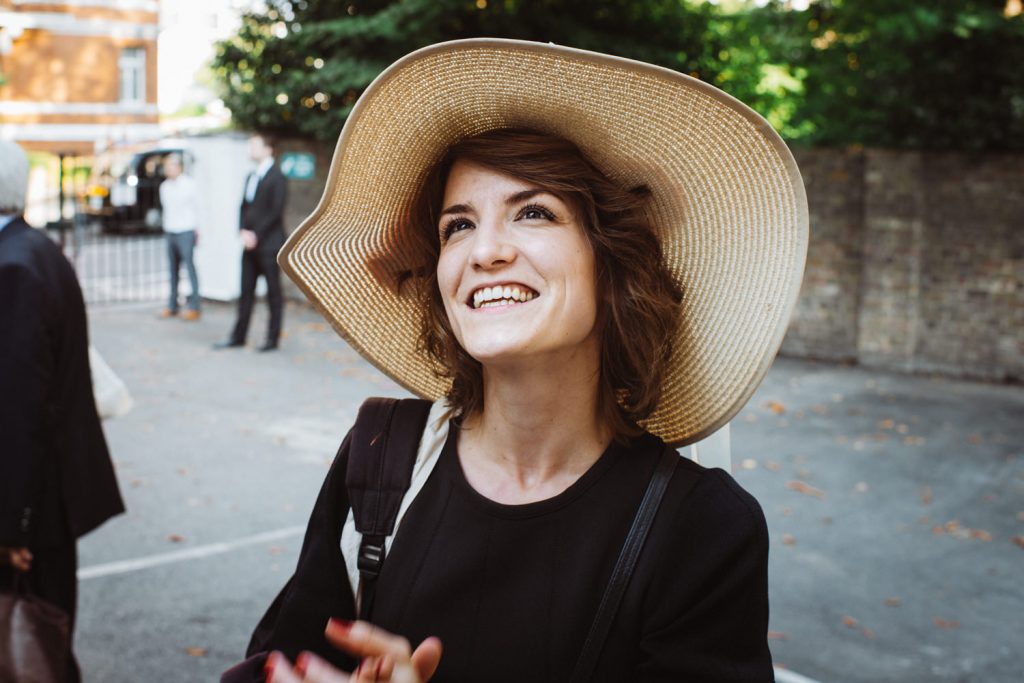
[470,219,516,269]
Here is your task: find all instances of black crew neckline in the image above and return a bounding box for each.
[440,421,625,520]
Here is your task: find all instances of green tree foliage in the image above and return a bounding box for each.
[778,0,1024,150]
[212,0,1024,151]
[211,0,728,142]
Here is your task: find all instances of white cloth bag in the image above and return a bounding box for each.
[89,345,134,419]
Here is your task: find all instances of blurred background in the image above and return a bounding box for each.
[1,1,1021,681]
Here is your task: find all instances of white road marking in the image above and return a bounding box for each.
[77,526,306,580]
[775,667,827,683]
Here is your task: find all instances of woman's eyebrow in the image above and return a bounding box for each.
[440,202,472,217]
[505,189,547,206]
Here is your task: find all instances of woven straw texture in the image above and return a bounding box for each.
[279,39,808,447]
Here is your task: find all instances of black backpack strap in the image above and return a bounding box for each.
[568,445,681,683]
[346,397,433,619]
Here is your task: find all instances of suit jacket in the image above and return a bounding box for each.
[0,218,124,549]
[239,163,288,253]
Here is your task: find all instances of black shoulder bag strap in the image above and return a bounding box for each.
[568,445,680,683]
[346,397,433,620]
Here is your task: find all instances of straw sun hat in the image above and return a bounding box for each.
[279,38,808,447]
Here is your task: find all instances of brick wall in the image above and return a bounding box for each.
[783,148,1023,382]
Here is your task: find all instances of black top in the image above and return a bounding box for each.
[373,425,773,682]
[226,420,774,682]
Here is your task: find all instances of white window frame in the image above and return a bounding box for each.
[118,46,146,105]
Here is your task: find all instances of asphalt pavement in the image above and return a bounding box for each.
[78,300,1023,682]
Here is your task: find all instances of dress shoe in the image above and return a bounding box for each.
[258,342,278,352]
[181,310,201,321]
[213,339,244,350]
[159,308,177,319]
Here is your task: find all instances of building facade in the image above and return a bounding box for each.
[0,0,160,154]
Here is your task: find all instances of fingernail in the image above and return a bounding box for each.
[295,652,310,676]
[327,618,353,634]
[264,652,277,682]
[375,660,383,678]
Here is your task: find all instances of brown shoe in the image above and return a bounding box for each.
[159,309,177,319]
[181,310,201,321]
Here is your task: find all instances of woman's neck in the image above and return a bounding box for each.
[457,345,612,504]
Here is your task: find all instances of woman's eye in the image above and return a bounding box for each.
[441,218,473,241]
[517,204,556,221]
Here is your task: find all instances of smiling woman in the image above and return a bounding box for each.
[223,38,808,683]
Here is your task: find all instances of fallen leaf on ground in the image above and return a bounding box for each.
[167,534,185,543]
[842,615,859,629]
[767,631,788,640]
[969,529,993,542]
[184,647,207,657]
[782,534,796,546]
[764,400,786,415]
[786,480,825,499]
[920,487,933,505]
[765,461,781,472]
[176,467,188,476]
[878,419,895,430]
[1012,536,1024,549]
[811,404,829,414]
[862,628,875,639]
[966,434,983,445]
[933,618,960,630]
[903,436,925,446]
[884,598,902,607]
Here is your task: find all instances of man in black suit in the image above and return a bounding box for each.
[217,132,288,351]
[0,141,125,682]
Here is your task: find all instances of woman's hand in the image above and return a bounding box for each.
[265,619,442,683]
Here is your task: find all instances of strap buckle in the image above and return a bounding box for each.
[357,535,386,579]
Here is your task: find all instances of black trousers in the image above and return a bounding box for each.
[231,248,283,345]
[0,540,80,682]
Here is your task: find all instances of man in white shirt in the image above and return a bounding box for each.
[158,153,201,320]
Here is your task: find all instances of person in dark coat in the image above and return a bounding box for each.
[0,140,125,682]
[217,132,288,352]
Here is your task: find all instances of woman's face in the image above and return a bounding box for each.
[435,159,600,368]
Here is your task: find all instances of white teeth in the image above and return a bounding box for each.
[470,285,538,308]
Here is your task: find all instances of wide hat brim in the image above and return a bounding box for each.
[279,38,808,447]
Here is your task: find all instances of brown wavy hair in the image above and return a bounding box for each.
[401,128,682,441]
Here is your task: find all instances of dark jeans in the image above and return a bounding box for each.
[230,248,283,345]
[0,540,80,682]
[165,230,200,312]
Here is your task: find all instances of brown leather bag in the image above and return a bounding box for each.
[0,574,70,683]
